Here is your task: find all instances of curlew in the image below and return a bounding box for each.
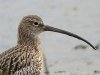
[0,15,96,75]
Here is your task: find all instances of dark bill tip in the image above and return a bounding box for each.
[44,25,96,50]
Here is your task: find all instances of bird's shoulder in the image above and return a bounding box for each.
[0,45,36,75]
[0,46,20,75]
[0,45,20,59]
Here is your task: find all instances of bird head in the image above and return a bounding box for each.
[18,15,96,50]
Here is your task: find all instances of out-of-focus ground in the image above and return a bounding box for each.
[0,0,100,75]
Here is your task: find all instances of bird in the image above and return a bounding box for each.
[0,15,96,75]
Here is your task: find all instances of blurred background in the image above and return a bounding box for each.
[0,0,100,75]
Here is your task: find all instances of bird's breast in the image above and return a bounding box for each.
[0,44,44,75]
[13,45,44,75]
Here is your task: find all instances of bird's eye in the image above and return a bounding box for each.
[34,22,38,26]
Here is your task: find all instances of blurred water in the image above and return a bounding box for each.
[0,0,100,75]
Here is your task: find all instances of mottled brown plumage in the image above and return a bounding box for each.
[0,15,45,75]
[0,15,96,75]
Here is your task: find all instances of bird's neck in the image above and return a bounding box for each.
[18,35,41,47]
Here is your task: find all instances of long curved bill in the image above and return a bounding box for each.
[43,25,96,50]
